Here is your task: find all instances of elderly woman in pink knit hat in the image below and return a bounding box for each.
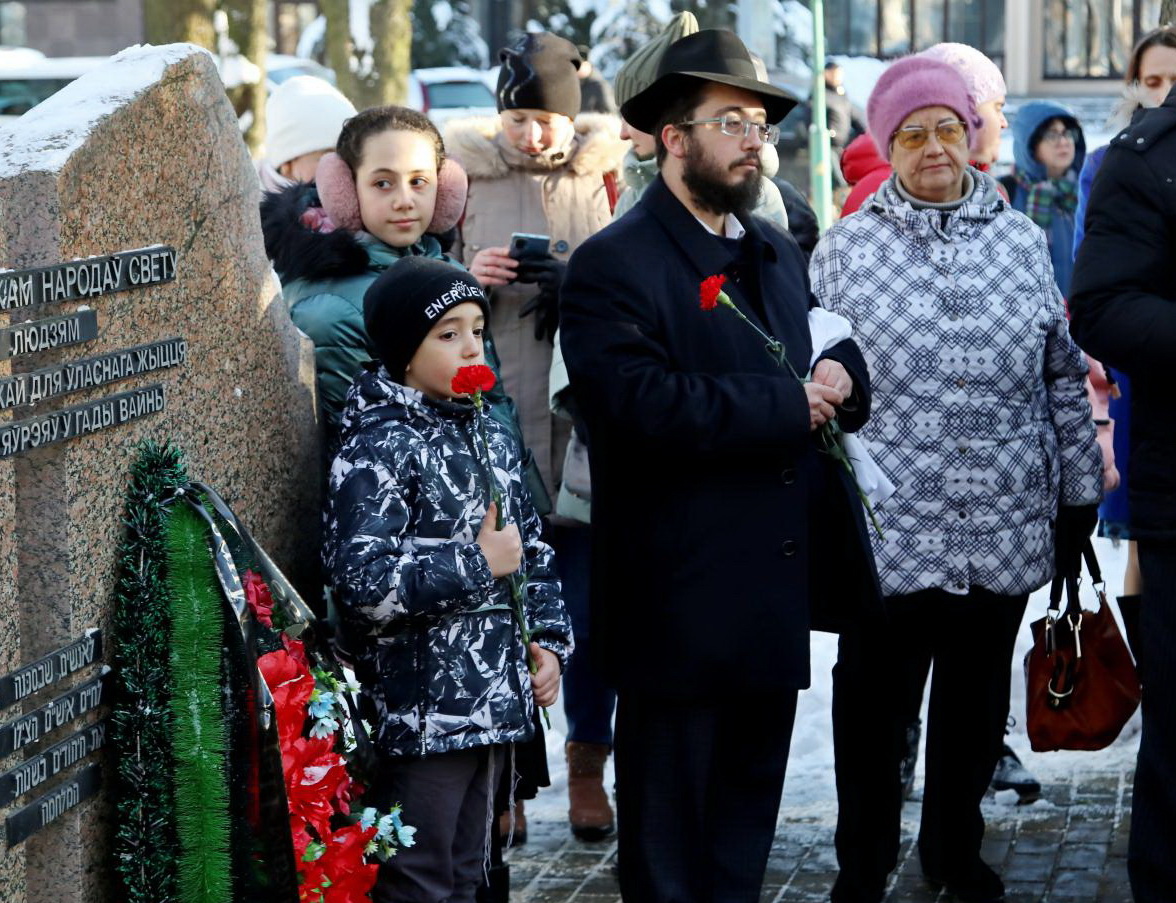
[811,56,1103,903]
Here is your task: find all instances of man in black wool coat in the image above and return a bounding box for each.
[558,29,881,903]
[1071,82,1176,903]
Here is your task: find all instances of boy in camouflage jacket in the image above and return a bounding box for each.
[323,257,572,902]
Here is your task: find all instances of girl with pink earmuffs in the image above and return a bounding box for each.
[261,105,524,460]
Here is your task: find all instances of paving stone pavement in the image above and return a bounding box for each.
[504,767,1134,902]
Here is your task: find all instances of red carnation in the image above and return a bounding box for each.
[700,274,728,311]
[451,364,497,397]
[243,569,275,628]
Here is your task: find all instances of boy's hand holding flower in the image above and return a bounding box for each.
[528,643,561,708]
[450,363,553,726]
[477,501,523,578]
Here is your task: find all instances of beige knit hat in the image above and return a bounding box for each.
[612,12,700,112]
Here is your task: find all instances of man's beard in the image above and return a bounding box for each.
[681,136,762,215]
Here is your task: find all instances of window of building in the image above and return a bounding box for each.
[824,0,1004,70]
[0,2,27,47]
[1043,0,1163,78]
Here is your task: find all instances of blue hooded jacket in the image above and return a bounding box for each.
[1009,100,1086,298]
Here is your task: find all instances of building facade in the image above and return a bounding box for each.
[824,0,1168,95]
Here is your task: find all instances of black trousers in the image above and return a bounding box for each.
[614,690,798,903]
[831,587,1027,902]
[1130,540,1176,902]
[367,746,506,903]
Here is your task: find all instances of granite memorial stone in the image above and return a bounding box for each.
[0,43,320,902]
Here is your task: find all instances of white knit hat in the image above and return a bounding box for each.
[264,76,357,167]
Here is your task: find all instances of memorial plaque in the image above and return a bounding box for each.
[0,668,109,758]
[0,721,106,807]
[5,764,101,848]
[0,309,98,361]
[0,339,185,410]
[0,385,165,459]
[0,246,176,312]
[0,630,101,711]
[0,44,321,901]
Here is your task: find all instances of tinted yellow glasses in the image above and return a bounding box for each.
[892,120,968,150]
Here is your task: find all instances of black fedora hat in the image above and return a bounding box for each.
[620,30,798,134]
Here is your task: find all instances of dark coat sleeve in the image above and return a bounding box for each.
[559,234,813,455]
[1070,147,1176,375]
[816,337,871,433]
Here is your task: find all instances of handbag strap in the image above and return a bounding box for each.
[1082,538,1103,586]
[1048,537,1103,621]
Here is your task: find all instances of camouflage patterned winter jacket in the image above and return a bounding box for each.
[324,367,572,758]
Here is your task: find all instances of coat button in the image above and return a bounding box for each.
[955,378,966,388]
[554,239,569,253]
[781,467,796,485]
[781,539,798,557]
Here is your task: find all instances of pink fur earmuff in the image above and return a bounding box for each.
[314,152,469,235]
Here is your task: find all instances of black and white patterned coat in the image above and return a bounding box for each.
[323,367,572,758]
[810,170,1103,598]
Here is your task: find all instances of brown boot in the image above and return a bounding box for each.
[497,800,526,847]
[566,741,615,841]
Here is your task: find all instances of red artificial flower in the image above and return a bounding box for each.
[290,815,315,862]
[700,274,728,311]
[319,822,379,886]
[451,364,497,397]
[259,647,314,748]
[285,736,352,838]
[282,635,310,668]
[243,569,275,628]
[298,856,330,903]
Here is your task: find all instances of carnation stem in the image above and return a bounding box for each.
[473,394,551,729]
[714,292,882,539]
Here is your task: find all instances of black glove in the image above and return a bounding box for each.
[515,255,566,344]
[1053,504,1099,578]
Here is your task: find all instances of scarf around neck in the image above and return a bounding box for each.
[1015,170,1077,228]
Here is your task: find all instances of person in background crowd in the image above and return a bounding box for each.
[257,75,356,192]
[772,177,820,259]
[562,30,880,903]
[445,31,627,844]
[812,56,1102,903]
[1001,101,1085,297]
[1073,26,1176,635]
[1070,80,1176,903]
[838,132,891,217]
[576,45,618,114]
[324,257,573,903]
[822,61,861,183]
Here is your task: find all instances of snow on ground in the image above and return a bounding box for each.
[526,535,1139,830]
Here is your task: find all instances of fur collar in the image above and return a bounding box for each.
[1109,81,1160,131]
[443,112,628,181]
[260,183,371,285]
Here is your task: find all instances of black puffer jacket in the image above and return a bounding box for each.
[1071,87,1176,538]
[323,367,572,758]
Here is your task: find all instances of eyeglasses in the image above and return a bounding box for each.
[892,120,968,150]
[678,114,781,146]
[1040,129,1078,145]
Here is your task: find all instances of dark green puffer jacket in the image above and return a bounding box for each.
[260,183,542,506]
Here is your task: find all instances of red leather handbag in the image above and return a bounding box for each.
[1024,541,1141,752]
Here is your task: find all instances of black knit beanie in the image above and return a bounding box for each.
[363,258,490,382]
[496,32,583,119]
